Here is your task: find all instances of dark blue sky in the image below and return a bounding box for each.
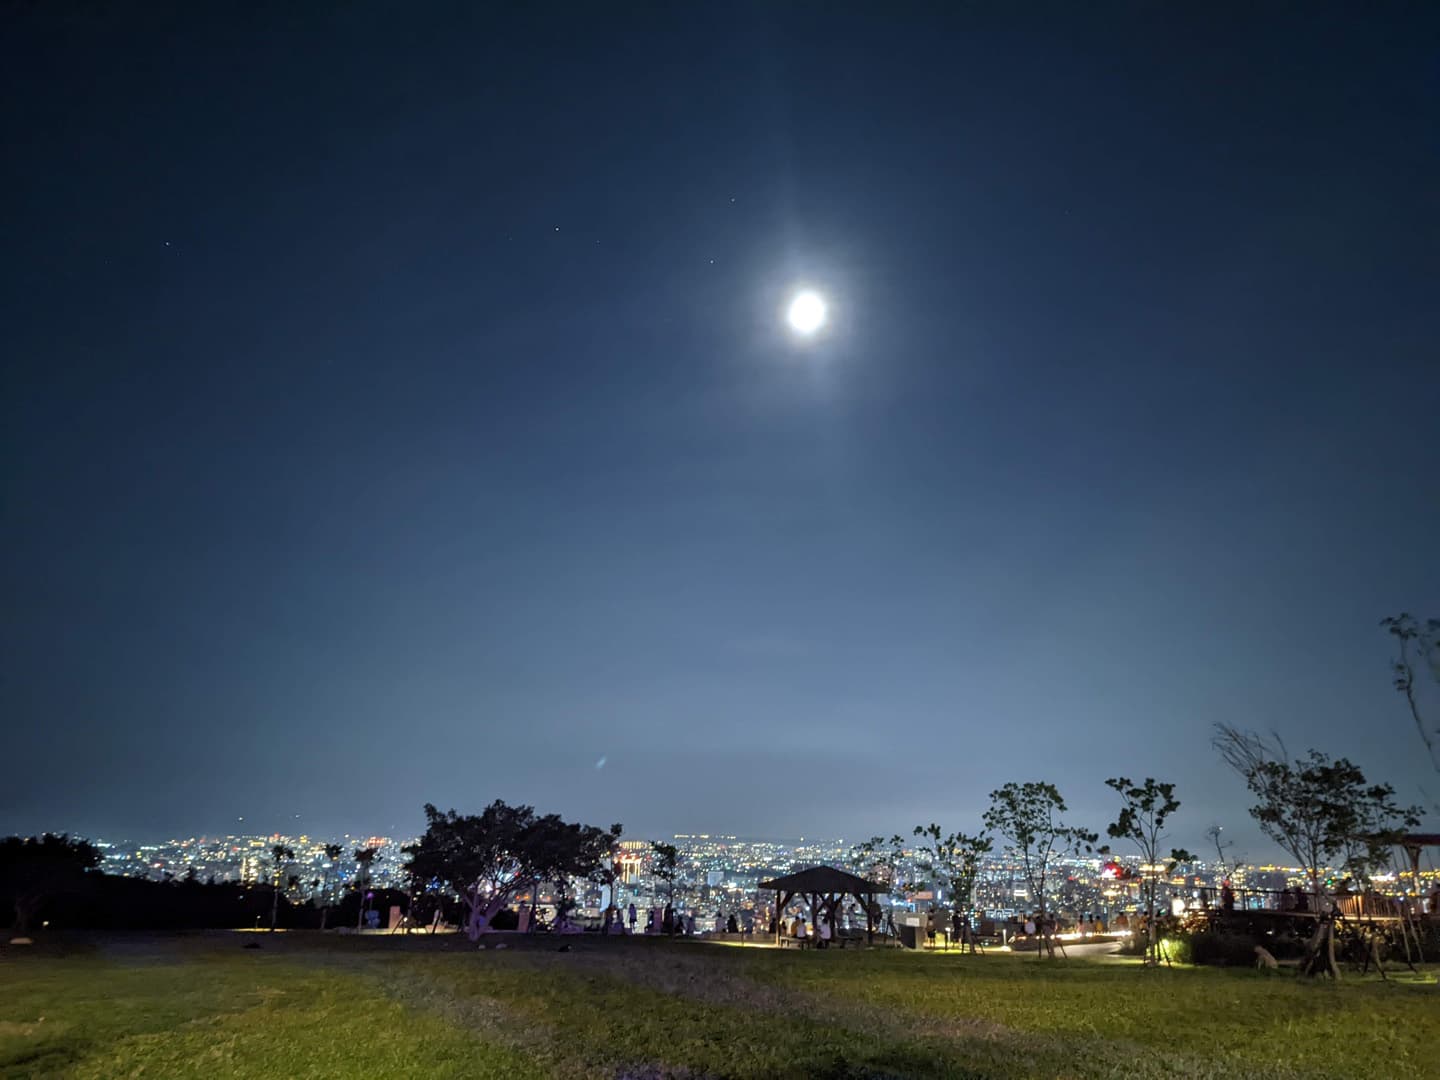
[3,4,1437,857]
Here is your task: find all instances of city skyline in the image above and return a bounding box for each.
[87,827,1437,912]
[17,806,1405,874]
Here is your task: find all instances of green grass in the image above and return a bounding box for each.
[1,935,1435,1079]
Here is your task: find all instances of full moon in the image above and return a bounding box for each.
[786,289,827,335]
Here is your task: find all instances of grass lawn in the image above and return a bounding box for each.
[1,934,1436,1079]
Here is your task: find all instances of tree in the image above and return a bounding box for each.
[1103,777,1192,965]
[1213,725,1421,977]
[268,844,294,933]
[911,824,991,940]
[592,840,626,932]
[847,835,908,939]
[848,835,906,892]
[1204,825,1239,878]
[650,842,679,931]
[319,843,343,930]
[523,814,621,932]
[983,782,1096,958]
[0,834,101,940]
[353,847,379,930]
[404,802,619,941]
[1381,614,1440,777]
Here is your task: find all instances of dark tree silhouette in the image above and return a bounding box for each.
[847,835,907,893]
[1205,824,1240,877]
[984,782,1096,959]
[1103,777,1192,965]
[1213,724,1421,977]
[1,834,101,939]
[404,802,619,940]
[319,843,343,930]
[650,842,679,931]
[847,835,908,939]
[522,814,622,932]
[353,847,379,930]
[911,823,991,940]
[1381,614,1440,778]
[269,844,294,933]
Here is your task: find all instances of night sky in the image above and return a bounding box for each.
[3,4,1437,858]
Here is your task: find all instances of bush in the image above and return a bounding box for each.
[1179,931,1258,966]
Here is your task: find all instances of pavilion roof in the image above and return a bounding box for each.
[1400,833,1440,847]
[758,865,887,896]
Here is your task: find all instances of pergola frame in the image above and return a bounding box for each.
[759,865,887,946]
[1399,833,1440,907]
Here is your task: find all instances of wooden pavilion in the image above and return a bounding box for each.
[758,865,887,945]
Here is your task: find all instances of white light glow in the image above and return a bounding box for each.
[786,290,827,335]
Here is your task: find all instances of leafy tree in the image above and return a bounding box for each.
[1213,725,1421,977]
[353,847,379,930]
[319,843,343,930]
[847,835,907,893]
[1204,824,1240,877]
[523,814,621,931]
[911,824,991,928]
[1381,614,1440,777]
[404,802,619,940]
[1214,726,1421,900]
[578,823,624,920]
[847,834,908,939]
[269,844,294,933]
[650,842,679,930]
[983,782,1096,958]
[0,834,101,939]
[1103,777,1193,965]
[592,842,626,931]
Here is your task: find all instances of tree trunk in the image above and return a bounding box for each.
[13,896,37,938]
[1146,879,1157,965]
[466,893,484,941]
[1302,917,1341,979]
[467,889,518,941]
[270,878,280,933]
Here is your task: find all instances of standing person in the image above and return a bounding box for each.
[951,909,964,950]
[819,917,832,949]
[627,902,637,933]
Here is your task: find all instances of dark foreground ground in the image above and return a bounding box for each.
[1,932,1436,1079]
